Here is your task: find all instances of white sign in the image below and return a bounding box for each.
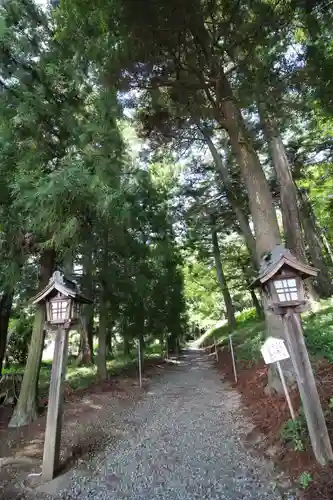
[261,337,290,364]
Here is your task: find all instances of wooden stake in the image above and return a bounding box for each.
[214,337,219,362]
[283,310,333,466]
[42,327,69,481]
[276,360,295,420]
[229,334,237,383]
[138,340,142,388]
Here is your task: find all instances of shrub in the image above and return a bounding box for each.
[6,314,33,365]
[299,472,312,489]
[280,413,308,452]
[303,307,333,361]
[235,308,258,324]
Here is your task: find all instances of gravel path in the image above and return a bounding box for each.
[53,350,284,500]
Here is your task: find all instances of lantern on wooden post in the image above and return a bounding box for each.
[252,245,333,466]
[32,270,92,481]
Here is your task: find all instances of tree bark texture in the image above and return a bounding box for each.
[76,315,93,366]
[106,328,113,357]
[216,71,296,392]
[210,214,236,330]
[259,105,305,260]
[9,249,55,427]
[259,106,319,305]
[123,337,131,356]
[0,291,14,376]
[218,73,281,260]
[80,250,95,364]
[97,288,108,380]
[202,130,258,268]
[322,232,333,265]
[298,189,333,297]
[250,289,263,318]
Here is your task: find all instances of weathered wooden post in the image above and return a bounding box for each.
[137,339,142,388]
[252,245,333,466]
[214,336,219,363]
[229,335,237,383]
[32,271,92,481]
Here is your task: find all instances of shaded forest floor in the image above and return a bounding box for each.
[3,350,285,500]
[215,346,333,499]
[0,357,169,497]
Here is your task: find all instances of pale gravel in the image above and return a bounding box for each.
[58,350,284,499]
[2,350,291,499]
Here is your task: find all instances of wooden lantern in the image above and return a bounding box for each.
[252,245,333,466]
[251,245,318,312]
[31,270,92,481]
[32,270,91,326]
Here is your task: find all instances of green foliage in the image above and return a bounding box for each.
[303,306,333,361]
[329,396,333,411]
[280,414,308,452]
[235,308,258,324]
[204,303,333,368]
[299,472,313,490]
[36,349,161,394]
[2,0,333,425]
[6,313,33,365]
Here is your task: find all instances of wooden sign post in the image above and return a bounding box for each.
[42,326,69,481]
[261,337,295,420]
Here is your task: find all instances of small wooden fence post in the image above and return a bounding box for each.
[229,335,237,384]
[214,337,219,362]
[138,339,142,388]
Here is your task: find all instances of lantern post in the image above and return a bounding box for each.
[32,271,92,481]
[252,245,333,466]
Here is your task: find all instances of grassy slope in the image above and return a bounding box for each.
[3,349,161,398]
[199,300,333,365]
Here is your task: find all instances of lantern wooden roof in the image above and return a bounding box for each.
[251,245,318,288]
[31,270,92,305]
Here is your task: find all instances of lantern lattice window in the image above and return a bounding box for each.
[273,278,298,302]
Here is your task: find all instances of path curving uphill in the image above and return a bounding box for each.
[51,349,283,500]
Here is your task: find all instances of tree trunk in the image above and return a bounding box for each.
[210,214,236,330]
[97,289,108,380]
[202,129,258,268]
[259,106,319,305]
[159,332,165,357]
[80,250,95,363]
[106,328,113,357]
[9,249,55,427]
[298,189,333,297]
[240,263,264,318]
[76,317,93,366]
[259,105,305,258]
[216,71,295,392]
[322,232,333,265]
[218,79,281,258]
[123,337,131,356]
[0,291,14,376]
[250,289,264,318]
